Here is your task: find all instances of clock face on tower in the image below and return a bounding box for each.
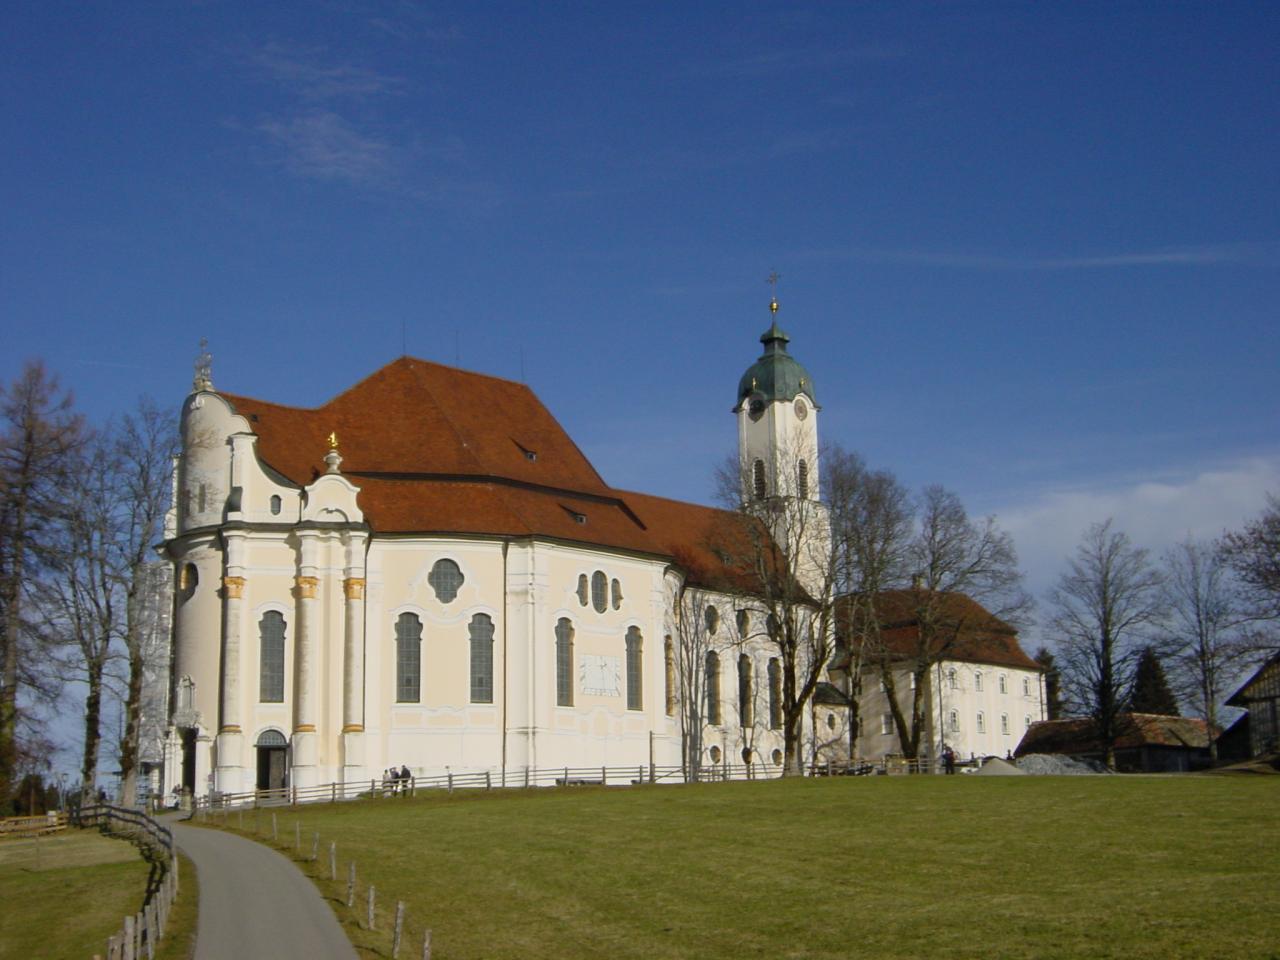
[748,396,765,421]
[795,398,808,420]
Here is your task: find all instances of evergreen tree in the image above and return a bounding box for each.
[1034,647,1064,719]
[1130,646,1179,715]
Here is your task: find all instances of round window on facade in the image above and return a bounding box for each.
[771,749,783,766]
[826,713,836,730]
[270,494,282,515]
[795,398,808,420]
[708,745,722,764]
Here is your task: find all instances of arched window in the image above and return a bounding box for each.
[269,494,282,515]
[948,668,958,690]
[577,574,589,606]
[999,674,1008,694]
[767,657,782,730]
[1025,714,1032,730]
[664,636,676,716]
[625,627,643,711]
[259,611,286,703]
[556,618,574,707]
[591,571,608,613]
[256,728,287,748]
[705,605,720,635]
[752,459,766,500]
[611,578,623,610]
[178,563,198,598]
[395,613,422,703]
[705,651,721,725]
[797,458,809,499]
[738,655,753,726]
[1022,677,1031,697]
[736,609,750,636]
[1000,713,1010,735]
[428,559,464,603]
[771,748,783,766]
[974,670,983,692]
[469,614,495,704]
[948,709,959,732]
[976,711,986,734]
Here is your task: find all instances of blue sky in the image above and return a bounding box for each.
[4,2,1278,620]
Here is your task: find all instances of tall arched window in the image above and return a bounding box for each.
[625,627,643,711]
[469,614,495,703]
[428,559,464,603]
[948,709,959,732]
[591,571,608,613]
[738,654,753,726]
[948,668,958,690]
[705,605,719,635]
[976,711,986,734]
[664,636,675,716]
[999,674,1008,694]
[555,618,574,707]
[752,459,767,500]
[611,578,623,610]
[797,458,809,499]
[259,611,286,703]
[975,670,984,692]
[1000,713,1010,735]
[705,651,721,725]
[576,574,589,606]
[395,613,422,703]
[767,658,782,730]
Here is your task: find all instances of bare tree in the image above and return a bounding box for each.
[667,582,721,781]
[878,485,1029,761]
[1049,520,1163,768]
[1162,537,1249,760]
[825,449,913,759]
[714,446,837,776]
[0,361,84,810]
[1220,493,1280,627]
[112,402,177,806]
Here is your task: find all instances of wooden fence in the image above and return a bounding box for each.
[75,804,179,960]
[0,811,69,838]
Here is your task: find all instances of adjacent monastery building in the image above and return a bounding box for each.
[163,308,1044,797]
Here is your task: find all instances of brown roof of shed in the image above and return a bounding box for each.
[1015,714,1216,756]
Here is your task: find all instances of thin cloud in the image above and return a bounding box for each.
[249,42,406,101]
[797,242,1278,270]
[256,112,398,186]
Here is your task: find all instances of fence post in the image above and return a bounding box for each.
[601,765,607,785]
[524,767,529,788]
[329,841,337,880]
[145,903,156,960]
[371,778,376,798]
[311,832,320,862]
[347,861,356,908]
[393,900,406,958]
[447,772,453,794]
[123,914,135,960]
[411,776,416,798]
[107,933,120,960]
[638,764,643,784]
[485,770,491,790]
[332,782,337,803]
[367,885,376,930]
[422,929,432,960]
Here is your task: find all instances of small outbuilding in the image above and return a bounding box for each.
[1014,713,1215,773]
[1223,653,1280,759]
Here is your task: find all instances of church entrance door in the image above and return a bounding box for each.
[255,729,289,791]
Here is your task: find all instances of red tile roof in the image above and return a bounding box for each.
[838,590,1040,672]
[219,357,754,568]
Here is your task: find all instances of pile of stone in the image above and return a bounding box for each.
[1015,753,1112,775]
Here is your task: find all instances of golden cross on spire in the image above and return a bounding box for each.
[327,431,339,450]
[767,270,782,313]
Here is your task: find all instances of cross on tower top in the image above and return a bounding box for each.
[767,271,782,313]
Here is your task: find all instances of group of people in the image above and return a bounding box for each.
[381,765,413,795]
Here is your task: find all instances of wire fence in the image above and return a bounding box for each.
[74,803,180,960]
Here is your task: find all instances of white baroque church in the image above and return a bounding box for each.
[162,305,1044,798]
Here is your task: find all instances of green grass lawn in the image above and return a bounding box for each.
[218,776,1279,960]
[0,828,150,960]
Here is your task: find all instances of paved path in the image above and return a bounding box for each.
[170,818,359,960]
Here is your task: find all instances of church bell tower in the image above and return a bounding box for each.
[734,288,820,506]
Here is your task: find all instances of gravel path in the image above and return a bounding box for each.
[170,818,358,960]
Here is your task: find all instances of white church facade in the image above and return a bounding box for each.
[162,308,831,797]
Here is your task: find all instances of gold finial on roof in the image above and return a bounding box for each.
[327,431,339,450]
[767,270,781,313]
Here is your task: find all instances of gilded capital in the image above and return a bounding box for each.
[294,724,316,733]
[295,575,319,599]
[222,576,246,599]
[343,577,366,601]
